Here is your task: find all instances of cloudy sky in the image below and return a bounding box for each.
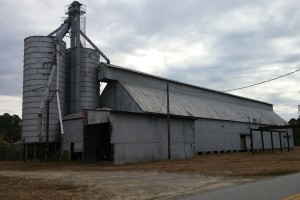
[0,0,299,121]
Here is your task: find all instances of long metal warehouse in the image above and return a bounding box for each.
[60,63,293,164]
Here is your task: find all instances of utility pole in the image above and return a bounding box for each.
[167,82,171,160]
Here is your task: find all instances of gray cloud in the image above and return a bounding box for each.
[0,0,300,120]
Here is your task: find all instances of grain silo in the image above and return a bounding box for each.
[22,36,66,147]
[21,1,109,159]
[65,48,100,114]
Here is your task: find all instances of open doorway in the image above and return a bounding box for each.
[84,122,112,162]
[240,134,247,151]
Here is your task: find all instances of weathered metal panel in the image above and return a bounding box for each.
[194,119,293,153]
[61,118,83,154]
[99,81,143,113]
[121,82,285,125]
[195,119,251,152]
[110,112,195,164]
[87,110,110,124]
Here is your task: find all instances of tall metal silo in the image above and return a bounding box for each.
[22,36,66,144]
[65,48,100,113]
[81,48,100,109]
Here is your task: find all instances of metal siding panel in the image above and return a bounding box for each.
[111,113,194,164]
[195,119,249,152]
[62,119,83,146]
[87,110,110,124]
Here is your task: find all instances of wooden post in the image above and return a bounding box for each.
[260,130,265,152]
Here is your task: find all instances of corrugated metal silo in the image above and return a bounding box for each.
[65,48,100,113]
[81,48,100,109]
[22,36,66,143]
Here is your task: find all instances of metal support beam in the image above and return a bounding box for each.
[270,131,274,152]
[48,17,71,40]
[25,144,27,161]
[260,130,265,152]
[80,30,110,64]
[48,26,62,37]
[279,132,283,152]
[250,129,254,154]
[287,132,290,152]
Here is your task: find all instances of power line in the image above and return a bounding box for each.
[169,67,300,94]
[224,67,300,92]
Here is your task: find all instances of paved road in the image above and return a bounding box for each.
[181,173,300,200]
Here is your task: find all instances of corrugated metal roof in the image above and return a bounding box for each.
[100,63,273,106]
[63,112,83,121]
[121,82,285,125]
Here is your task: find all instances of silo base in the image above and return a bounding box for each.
[20,142,61,161]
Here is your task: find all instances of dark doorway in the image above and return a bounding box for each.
[84,122,112,162]
[70,142,74,160]
[240,135,247,151]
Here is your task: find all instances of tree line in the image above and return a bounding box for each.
[0,113,21,143]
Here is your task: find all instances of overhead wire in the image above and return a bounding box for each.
[224,67,300,92]
[156,66,300,115]
[168,67,300,94]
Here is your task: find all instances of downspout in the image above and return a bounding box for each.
[55,38,64,135]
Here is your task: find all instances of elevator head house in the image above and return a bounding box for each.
[21,1,293,163]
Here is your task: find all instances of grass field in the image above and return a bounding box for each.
[0,148,299,199]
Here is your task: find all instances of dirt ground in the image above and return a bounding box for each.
[1,149,300,199]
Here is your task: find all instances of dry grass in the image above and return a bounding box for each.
[0,176,94,200]
[1,148,300,177]
[1,149,300,199]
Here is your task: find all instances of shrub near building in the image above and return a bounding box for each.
[0,113,21,160]
[289,118,300,146]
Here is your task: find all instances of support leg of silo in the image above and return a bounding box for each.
[25,144,28,161]
[260,130,265,153]
[34,143,36,160]
[279,132,283,152]
[287,132,290,152]
[270,131,274,152]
